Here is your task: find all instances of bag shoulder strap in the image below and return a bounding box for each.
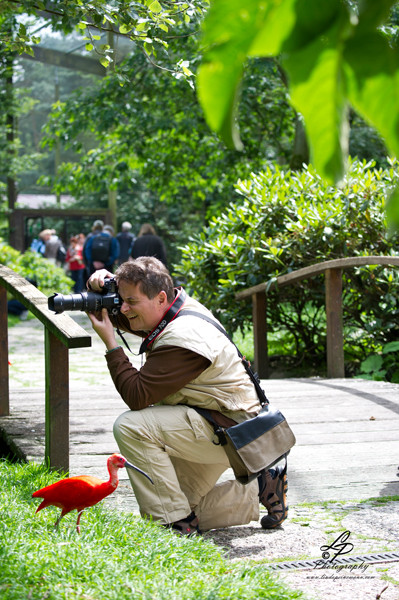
[177,309,269,406]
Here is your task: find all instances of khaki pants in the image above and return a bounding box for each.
[113,404,259,531]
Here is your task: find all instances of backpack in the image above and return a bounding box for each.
[90,234,112,262]
[56,245,67,264]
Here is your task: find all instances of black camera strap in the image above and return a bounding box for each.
[138,287,187,354]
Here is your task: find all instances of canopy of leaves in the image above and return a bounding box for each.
[0,0,209,72]
[38,40,295,264]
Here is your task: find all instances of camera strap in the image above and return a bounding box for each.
[138,287,187,354]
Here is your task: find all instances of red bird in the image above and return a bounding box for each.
[32,453,153,532]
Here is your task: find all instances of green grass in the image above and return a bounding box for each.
[233,326,296,365]
[0,460,305,600]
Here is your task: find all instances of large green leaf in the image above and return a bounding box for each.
[344,32,399,158]
[282,29,348,183]
[197,0,271,150]
[198,0,352,180]
[386,185,399,228]
[357,0,397,30]
[248,0,297,56]
[276,0,345,54]
[198,0,399,209]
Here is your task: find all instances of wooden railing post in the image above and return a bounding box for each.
[325,268,345,378]
[252,291,268,378]
[237,257,399,379]
[45,329,69,472]
[0,286,10,416]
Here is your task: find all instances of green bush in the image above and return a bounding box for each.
[356,341,399,383]
[0,239,74,297]
[176,159,399,376]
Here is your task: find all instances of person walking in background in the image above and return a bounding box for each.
[131,223,167,266]
[82,220,101,278]
[30,229,52,256]
[103,224,121,271]
[65,235,86,292]
[116,221,136,265]
[84,220,120,275]
[104,224,115,237]
[44,229,66,266]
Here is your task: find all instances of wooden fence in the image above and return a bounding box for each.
[236,256,399,378]
[0,265,91,472]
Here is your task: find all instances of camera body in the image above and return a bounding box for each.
[48,277,122,316]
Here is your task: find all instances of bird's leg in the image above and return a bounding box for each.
[76,510,84,534]
[54,510,65,530]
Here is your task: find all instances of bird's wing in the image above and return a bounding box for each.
[32,476,103,501]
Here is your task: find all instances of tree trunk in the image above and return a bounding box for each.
[290,113,310,171]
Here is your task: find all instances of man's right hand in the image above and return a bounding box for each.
[87,308,118,350]
[87,269,114,292]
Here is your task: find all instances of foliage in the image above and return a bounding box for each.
[0,239,74,295]
[356,341,399,383]
[38,44,295,266]
[2,2,392,267]
[0,459,304,600]
[0,19,51,193]
[39,49,294,206]
[176,159,399,373]
[0,0,209,75]
[197,0,399,226]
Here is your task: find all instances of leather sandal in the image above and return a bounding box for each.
[258,462,288,529]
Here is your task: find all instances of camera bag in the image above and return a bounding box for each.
[178,310,296,484]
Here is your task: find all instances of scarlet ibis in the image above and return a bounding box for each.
[32,453,153,532]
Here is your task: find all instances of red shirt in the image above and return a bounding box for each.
[66,244,85,271]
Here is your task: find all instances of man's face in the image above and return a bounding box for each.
[118,280,168,332]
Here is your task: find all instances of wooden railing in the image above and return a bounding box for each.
[0,265,91,472]
[236,256,399,379]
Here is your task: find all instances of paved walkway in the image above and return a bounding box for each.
[2,314,399,600]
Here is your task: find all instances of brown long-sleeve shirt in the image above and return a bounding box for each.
[106,345,211,411]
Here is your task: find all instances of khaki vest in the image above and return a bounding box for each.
[151,294,260,421]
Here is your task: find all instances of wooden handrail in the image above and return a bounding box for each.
[0,264,91,472]
[235,256,399,378]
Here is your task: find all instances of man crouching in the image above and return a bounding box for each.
[87,257,288,535]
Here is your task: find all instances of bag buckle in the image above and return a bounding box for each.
[213,427,227,446]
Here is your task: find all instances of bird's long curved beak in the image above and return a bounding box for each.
[125,461,154,484]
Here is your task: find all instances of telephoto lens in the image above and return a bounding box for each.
[48,278,122,315]
[48,291,104,314]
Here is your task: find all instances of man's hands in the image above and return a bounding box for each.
[86,269,119,352]
[87,268,114,292]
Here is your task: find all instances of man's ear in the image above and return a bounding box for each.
[158,290,168,306]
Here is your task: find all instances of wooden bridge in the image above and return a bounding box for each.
[1,263,399,509]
